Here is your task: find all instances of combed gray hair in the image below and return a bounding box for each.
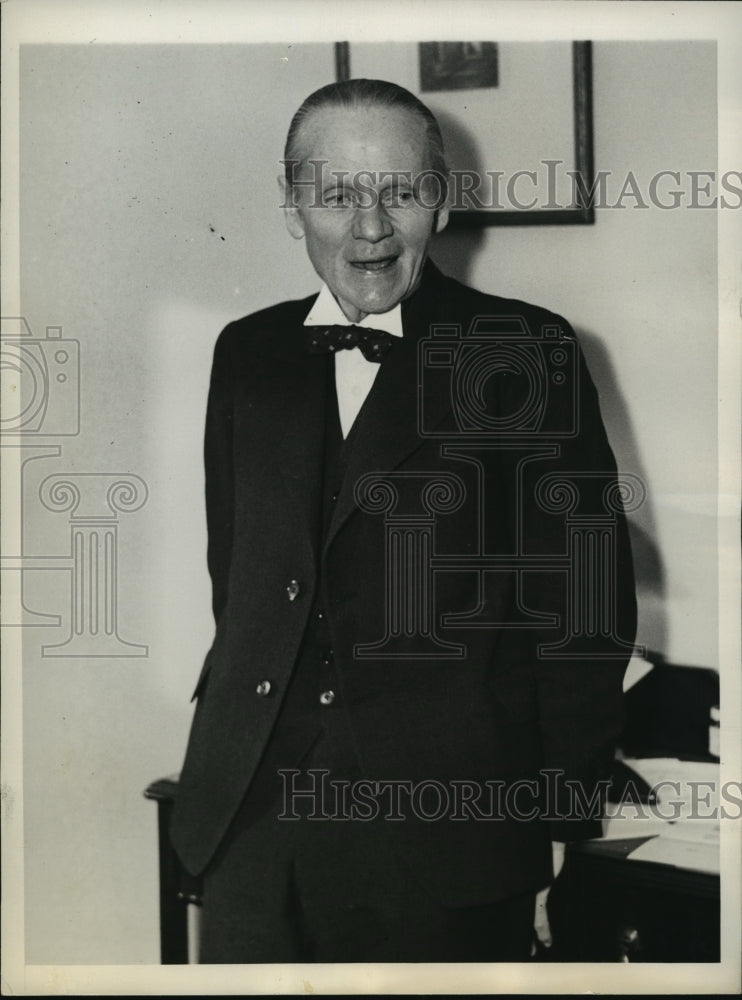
[283,78,449,191]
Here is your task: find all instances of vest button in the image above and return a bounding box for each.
[286,580,301,601]
[319,690,335,706]
[256,680,272,697]
[321,648,334,665]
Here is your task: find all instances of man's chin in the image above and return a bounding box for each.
[342,286,407,319]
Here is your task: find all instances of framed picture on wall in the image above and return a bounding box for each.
[419,42,499,92]
[335,40,595,227]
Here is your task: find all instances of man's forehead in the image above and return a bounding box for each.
[293,104,430,176]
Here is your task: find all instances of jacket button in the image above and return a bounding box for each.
[256,680,272,697]
[286,580,301,601]
[319,690,335,706]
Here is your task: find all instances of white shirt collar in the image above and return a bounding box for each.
[303,284,403,338]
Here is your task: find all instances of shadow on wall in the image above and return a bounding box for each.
[428,107,488,283]
[575,328,666,655]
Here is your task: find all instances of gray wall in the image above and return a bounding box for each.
[18,40,716,963]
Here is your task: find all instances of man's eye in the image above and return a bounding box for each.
[325,192,353,207]
[383,189,414,207]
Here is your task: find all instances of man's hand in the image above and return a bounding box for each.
[531,841,566,954]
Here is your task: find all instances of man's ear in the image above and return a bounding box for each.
[278,175,305,240]
[434,196,450,235]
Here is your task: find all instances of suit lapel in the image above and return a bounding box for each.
[278,358,329,564]
[247,320,328,568]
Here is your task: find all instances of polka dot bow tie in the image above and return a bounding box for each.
[306,325,395,363]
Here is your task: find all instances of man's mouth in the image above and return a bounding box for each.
[350,256,398,272]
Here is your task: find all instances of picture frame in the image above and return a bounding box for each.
[335,40,595,227]
[418,42,499,93]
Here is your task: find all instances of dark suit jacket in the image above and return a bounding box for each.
[170,261,637,907]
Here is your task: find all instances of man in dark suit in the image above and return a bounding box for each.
[170,78,636,963]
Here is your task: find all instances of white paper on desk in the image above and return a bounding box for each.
[620,757,720,818]
[628,834,720,874]
[601,800,670,839]
[661,819,720,845]
[601,795,722,843]
[623,757,719,785]
[600,815,670,839]
[622,757,720,788]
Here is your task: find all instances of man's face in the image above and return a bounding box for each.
[280,104,449,322]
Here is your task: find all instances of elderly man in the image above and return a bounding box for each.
[170,78,636,963]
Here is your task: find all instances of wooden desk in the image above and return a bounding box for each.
[548,835,720,962]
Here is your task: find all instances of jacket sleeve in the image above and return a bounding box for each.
[504,315,637,842]
[204,323,237,626]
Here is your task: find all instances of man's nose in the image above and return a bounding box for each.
[351,200,393,242]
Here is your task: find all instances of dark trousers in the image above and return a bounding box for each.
[199,734,535,964]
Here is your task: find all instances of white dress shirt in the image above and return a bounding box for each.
[303,284,403,438]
